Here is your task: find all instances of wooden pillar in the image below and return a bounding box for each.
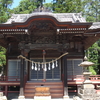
[19,58,24,95]
[19,50,25,99]
[63,55,69,99]
[77,85,81,95]
[5,86,8,97]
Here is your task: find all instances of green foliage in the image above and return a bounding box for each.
[0,0,12,73]
[83,0,100,22]
[0,47,6,66]
[89,66,97,75]
[52,0,100,22]
[44,3,52,10]
[37,0,45,7]
[86,42,100,75]
[53,0,83,13]
[13,0,47,14]
[83,0,100,74]
[0,0,13,23]
[0,47,6,72]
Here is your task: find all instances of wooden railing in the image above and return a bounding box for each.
[0,75,100,83]
[90,75,100,81]
[67,75,100,83]
[0,76,20,82]
[67,75,84,82]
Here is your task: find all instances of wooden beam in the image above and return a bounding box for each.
[18,43,65,51]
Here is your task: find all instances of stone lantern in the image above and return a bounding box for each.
[78,56,94,84]
[78,56,99,100]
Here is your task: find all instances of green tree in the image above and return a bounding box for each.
[83,0,100,22]
[44,3,53,11]
[96,40,100,74]
[0,47,6,73]
[13,0,36,14]
[52,0,83,13]
[86,42,100,75]
[37,0,45,7]
[0,0,12,73]
[85,0,100,74]
[52,0,100,22]
[13,0,46,14]
[0,0,13,23]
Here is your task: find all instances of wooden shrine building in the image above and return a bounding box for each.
[0,8,100,99]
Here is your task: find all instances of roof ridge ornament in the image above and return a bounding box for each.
[33,6,52,12]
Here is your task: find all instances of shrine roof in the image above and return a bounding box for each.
[5,12,86,24]
[89,22,100,30]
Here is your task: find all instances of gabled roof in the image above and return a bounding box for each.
[5,12,86,24]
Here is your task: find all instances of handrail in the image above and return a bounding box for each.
[0,76,20,82]
[67,75,100,82]
[0,75,100,83]
[89,75,100,80]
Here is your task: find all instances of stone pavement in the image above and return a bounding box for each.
[12,98,73,100]
[11,97,82,100]
[8,93,82,100]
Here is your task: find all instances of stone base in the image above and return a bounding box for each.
[82,83,94,89]
[63,95,69,99]
[0,96,7,100]
[18,96,25,99]
[34,96,51,100]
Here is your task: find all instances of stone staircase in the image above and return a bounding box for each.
[24,81,63,98]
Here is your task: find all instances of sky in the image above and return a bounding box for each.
[11,0,52,9]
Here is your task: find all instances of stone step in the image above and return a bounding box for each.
[24,81,63,98]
